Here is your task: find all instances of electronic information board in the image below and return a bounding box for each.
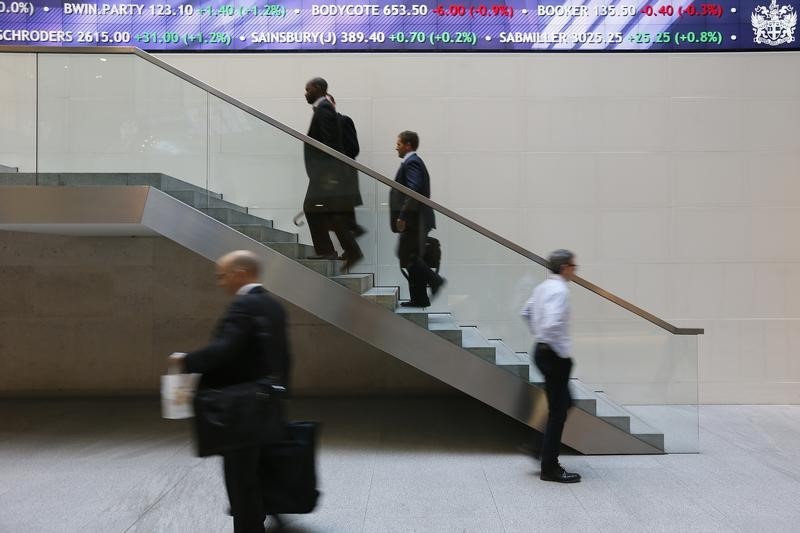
[0,0,796,51]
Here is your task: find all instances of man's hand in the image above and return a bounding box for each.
[395,218,406,233]
[167,352,187,374]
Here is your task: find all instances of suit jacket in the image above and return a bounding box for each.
[389,153,435,233]
[185,286,290,391]
[304,100,341,208]
[303,100,362,211]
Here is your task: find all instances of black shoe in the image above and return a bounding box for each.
[309,253,338,260]
[400,300,430,308]
[430,276,447,297]
[352,224,367,238]
[540,464,581,483]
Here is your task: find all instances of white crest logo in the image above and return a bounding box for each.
[751,0,797,46]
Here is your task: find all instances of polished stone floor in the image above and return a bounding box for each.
[1,397,799,533]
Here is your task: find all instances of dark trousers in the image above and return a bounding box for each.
[305,203,361,259]
[533,343,573,471]
[223,447,265,533]
[397,221,440,305]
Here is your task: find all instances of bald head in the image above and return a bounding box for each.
[216,250,262,295]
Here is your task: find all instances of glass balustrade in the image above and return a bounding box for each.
[0,48,700,452]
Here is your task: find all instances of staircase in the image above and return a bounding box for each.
[0,172,665,454]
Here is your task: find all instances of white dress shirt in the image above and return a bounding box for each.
[520,274,571,358]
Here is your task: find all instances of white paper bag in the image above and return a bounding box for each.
[161,373,200,419]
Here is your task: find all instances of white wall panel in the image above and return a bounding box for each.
[668,98,745,152]
[0,53,36,171]
[595,153,670,207]
[522,153,597,206]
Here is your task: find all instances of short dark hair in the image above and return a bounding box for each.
[548,249,574,275]
[398,130,419,150]
[308,77,328,92]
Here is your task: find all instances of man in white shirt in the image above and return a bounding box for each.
[520,249,581,483]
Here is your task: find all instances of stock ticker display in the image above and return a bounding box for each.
[0,0,796,51]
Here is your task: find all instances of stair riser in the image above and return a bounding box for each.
[432,330,462,345]
[364,293,397,310]
[465,347,496,363]
[333,277,373,293]
[165,190,248,213]
[0,175,33,185]
[267,243,316,259]
[498,365,529,380]
[600,417,631,433]
[398,313,429,328]
[157,175,222,198]
[40,174,132,187]
[232,225,297,243]
[300,260,341,277]
[635,434,665,450]
[200,208,272,226]
[573,399,597,415]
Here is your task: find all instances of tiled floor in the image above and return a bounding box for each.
[2,397,800,532]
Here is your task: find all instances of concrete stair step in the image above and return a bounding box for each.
[427,313,462,345]
[568,378,598,416]
[395,308,429,328]
[299,258,343,277]
[265,242,316,260]
[36,173,140,187]
[331,273,374,294]
[519,352,546,384]
[363,287,399,310]
[460,327,496,362]
[230,224,296,243]
[0,174,34,185]
[199,207,272,227]
[590,389,632,433]
[154,175,222,198]
[163,189,248,213]
[3,172,223,199]
[594,392,666,450]
[627,418,666,451]
[489,341,529,380]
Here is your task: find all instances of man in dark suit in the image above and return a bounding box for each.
[168,250,290,532]
[303,77,362,269]
[390,131,446,307]
[325,93,366,241]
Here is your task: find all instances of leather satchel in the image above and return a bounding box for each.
[193,378,286,457]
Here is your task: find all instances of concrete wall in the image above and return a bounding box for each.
[0,230,450,396]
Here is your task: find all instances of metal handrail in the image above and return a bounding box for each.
[0,45,703,335]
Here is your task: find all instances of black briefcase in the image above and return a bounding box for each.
[261,421,321,514]
[193,379,286,457]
